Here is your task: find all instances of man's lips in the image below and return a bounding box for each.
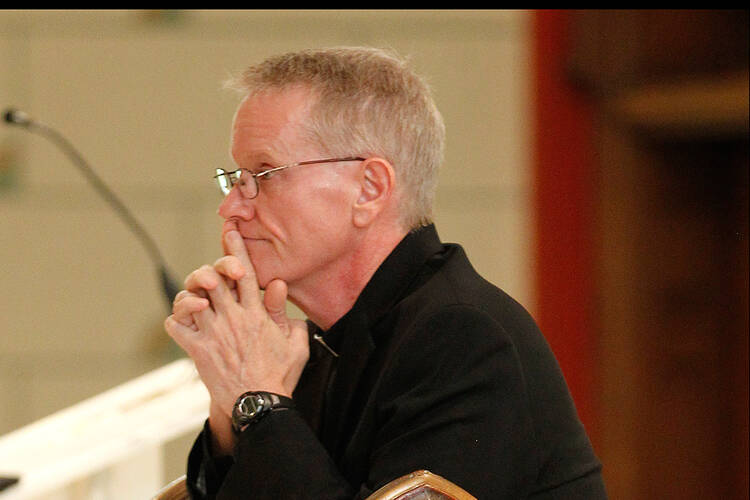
[221,221,269,255]
[223,220,262,238]
[222,219,266,240]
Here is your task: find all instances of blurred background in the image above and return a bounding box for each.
[0,9,747,499]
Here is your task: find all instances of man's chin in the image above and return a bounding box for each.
[250,262,275,291]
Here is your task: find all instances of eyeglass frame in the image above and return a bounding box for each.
[214,156,367,198]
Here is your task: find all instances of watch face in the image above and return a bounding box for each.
[239,393,265,418]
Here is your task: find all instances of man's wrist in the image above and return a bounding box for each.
[231,391,295,435]
[208,402,236,456]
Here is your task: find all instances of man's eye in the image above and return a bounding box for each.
[256,169,277,181]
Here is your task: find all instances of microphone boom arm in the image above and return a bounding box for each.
[3,108,180,309]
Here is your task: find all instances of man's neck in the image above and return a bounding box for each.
[288,225,408,330]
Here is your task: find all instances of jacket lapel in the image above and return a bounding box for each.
[321,310,375,459]
[318,225,444,458]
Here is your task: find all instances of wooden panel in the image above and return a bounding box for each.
[596,116,749,500]
[566,8,749,499]
[611,71,749,138]
[568,10,749,92]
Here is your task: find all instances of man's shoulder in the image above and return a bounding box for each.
[399,243,537,338]
[382,244,562,389]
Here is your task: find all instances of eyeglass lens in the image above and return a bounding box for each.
[216,169,257,197]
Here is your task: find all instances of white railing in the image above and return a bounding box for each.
[0,358,209,500]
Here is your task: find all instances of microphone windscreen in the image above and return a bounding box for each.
[3,108,31,125]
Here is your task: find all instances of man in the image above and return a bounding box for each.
[165,46,607,499]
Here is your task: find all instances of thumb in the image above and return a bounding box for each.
[263,279,289,328]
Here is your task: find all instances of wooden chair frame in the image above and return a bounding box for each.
[153,470,476,500]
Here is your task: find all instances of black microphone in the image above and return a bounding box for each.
[3,107,180,310]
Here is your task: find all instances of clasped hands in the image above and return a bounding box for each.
[164,226,309,450]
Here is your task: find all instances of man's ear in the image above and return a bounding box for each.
[352,157,396,228]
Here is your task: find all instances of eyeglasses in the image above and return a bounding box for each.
[214,156,366,198]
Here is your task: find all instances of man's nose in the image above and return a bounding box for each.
[217,186,255,220]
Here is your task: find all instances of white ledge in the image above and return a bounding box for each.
[0,358,209,499]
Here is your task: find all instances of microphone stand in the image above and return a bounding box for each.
[3,108,180,310]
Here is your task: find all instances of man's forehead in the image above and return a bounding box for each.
[230,87,317,163]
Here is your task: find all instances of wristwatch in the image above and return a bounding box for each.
[231,391,295,434]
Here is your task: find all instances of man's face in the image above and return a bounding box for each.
[218,87,360,296]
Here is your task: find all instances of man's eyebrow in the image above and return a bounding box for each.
[232,151,283,169]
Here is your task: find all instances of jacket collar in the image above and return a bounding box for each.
[317,223,444,353]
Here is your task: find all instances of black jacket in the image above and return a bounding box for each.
[187,224,607,499]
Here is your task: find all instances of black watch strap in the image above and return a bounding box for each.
[232,391,294,434]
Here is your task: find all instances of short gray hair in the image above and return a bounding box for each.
[225,46,445,229]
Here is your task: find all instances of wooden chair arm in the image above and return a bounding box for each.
[154,469,476,500]
[366,470,477,500]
